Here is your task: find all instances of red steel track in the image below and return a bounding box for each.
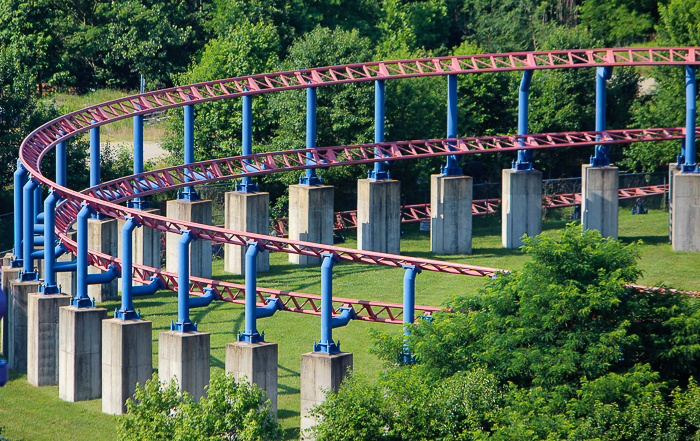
[18,47,700,323]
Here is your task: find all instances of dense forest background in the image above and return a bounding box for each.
[0,0,698,212]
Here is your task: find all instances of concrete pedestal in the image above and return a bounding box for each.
[27,294,71,386]
[1,265,20,356]
[1,253,11,267]
[8,279,42,371]
[582,165,619,239]
[300,352,353,439]
[166,200,212,279]
[56,231,77,297]
[102,318,153,414]
[502,169,542,249]
[671,173,700,252]
[88,218,118,302]
[430,174,473,255]
[357,179,400,254]
[118,208,161,275]
[288,185,334,265]
[669,164,681,243]
[224,192,270,274]
[158,331,210,401]
[59,306,108,402]
[225,341,278,414]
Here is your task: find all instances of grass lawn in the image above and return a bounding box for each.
[1,205,698,440]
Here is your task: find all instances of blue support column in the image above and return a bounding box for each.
[238,241,265,343]
[90,124,101,218]
[12,161,27,267]
[300,86,322,186]
[441,74,462,176]
[21,177,39,281]
[682,66,698,173]
[33,184,42,224]
[117,218,140,320]
[173,230,196,332]
[237,94,259,192]
[370,79,390,180]
[591,66,613,166]
[41,190,61,294]
[130,111,147,208]
[514,70,534,170]
[402,264,421,362]
[179,104,199,200]
[72,204,94,307]
[314,254,343,354]
[56,134,67,188]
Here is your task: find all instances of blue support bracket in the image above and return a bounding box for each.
[313,253,355,354]
[131,276,164,297]
[86,265,120,285]
[20,177,39,281]
[513,70,534,170]
[441,73,462,176]
[172,230,197,332]
[189,287,217,309]
[591,66,614,166]
[237,93,260,192]
[179,104,201,201]
[682,65,698,173]
[370,79,390,181]
[12,161,27,268]
[300,86,323,186]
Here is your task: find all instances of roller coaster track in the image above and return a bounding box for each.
[19,47,700,323]
[270,184,669,236]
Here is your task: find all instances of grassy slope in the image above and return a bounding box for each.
[0,207,698,440]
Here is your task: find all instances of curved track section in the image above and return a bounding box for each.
[19,47,700,322]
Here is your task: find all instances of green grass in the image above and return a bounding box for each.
[1,206,698,440]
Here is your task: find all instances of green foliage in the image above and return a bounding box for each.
[119,373,281,441]
[580,0,655,47]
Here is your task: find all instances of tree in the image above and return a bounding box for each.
[119,373,282,441]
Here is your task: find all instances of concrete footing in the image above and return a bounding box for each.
[582,165,619,239]
[1,265,20,356]
[8,279,42,371]
[300,352,353,439]
[59,306,108,402]
[118,208,161,275]
[669,164,681,243]
[224,192,270,274]
[288,185,334,265]
[357,179,400,254]
[166,200,212,278]
[158,331,210,401]
[225,341,278,414]
[88,217,118,302]
[102,318,153,414]
[27,294,71,386]
[430,174,473,255]
[671,173,700,252]
[502,169,542,249]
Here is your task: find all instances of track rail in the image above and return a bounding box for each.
[18,47,700,322]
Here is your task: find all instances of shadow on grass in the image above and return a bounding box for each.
[619,235,669,245]
[210,354,224,370]
[282,425,300,441]
[278,383,300,396]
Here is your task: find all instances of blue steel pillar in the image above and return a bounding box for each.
[591,66,613,166]
[179,104,199,200]
[370,80,390,180]
[56,134,67,188]
[130,111,147,208]
[441,74,462,176]
[12,161,27,267]
[238,242,265,343]
[402,264,420,362]
[315,254,340,354]
[173,230,196,332]
[33,185,42,222]
[72,204,94,307]
[513,70,534,170]
[21,177,39,281]
[682,66,698,173]
[90,124,101,218]
[237,94,259,192]
[300,86,323,186]
[41,190,61,294]
[117,218,140,320]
